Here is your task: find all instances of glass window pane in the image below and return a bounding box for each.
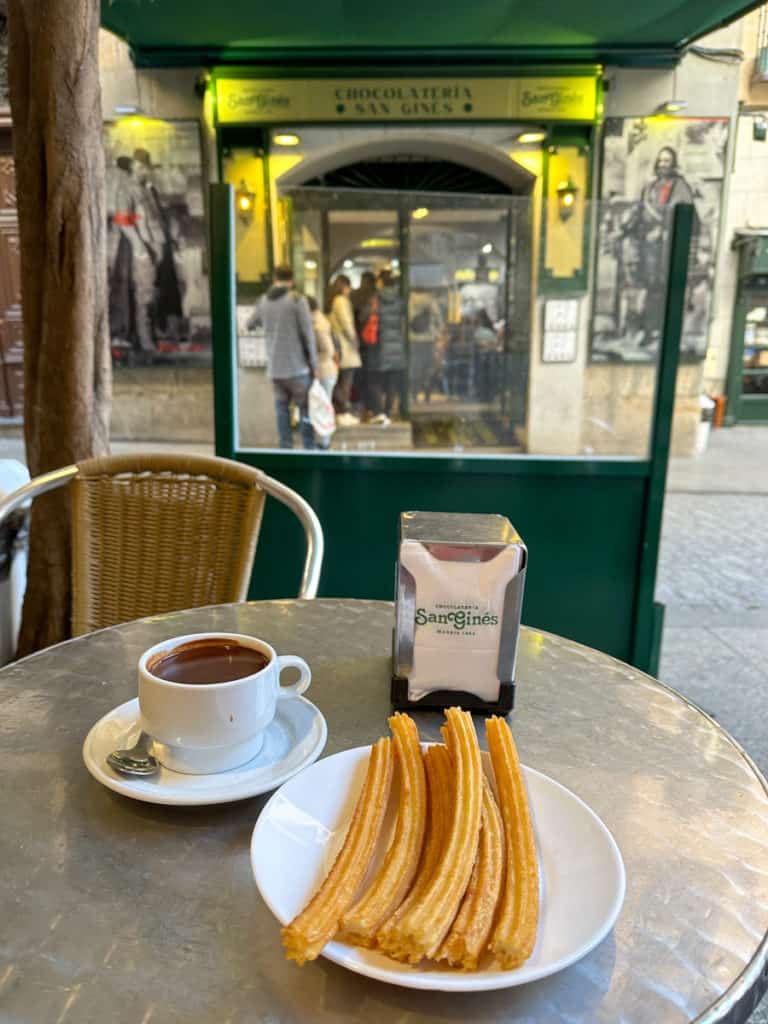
[408,206,518,450]
[226,122,694,459]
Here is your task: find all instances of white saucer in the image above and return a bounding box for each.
[83,696,327,806]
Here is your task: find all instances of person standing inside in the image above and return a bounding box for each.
[249,265,317,449]
[366,269,406,426]
[351,271,377,333]
[408,287,442,403]
[327,274,361,427]
[352,271,377,418]
[307,296,337,449]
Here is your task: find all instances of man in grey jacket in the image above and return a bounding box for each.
[249,265,317,449]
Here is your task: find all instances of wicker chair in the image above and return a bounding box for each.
[0,453,323,637]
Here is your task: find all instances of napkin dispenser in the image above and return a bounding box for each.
[391,511,527,713]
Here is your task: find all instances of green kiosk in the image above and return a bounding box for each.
[101,0,753,674]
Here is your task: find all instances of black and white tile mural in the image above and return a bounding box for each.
[105,118,211,366]
[592,116,728,363]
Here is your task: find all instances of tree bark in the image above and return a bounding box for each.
[8,0,111,655]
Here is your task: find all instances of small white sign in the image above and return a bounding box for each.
[544,299,579,331]
[238,333,267,368]
[542,330,578,363]
[542,299,579,363]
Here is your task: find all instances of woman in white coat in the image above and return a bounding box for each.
[327,274,361,426]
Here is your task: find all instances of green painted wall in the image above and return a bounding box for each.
[240,452,649,662]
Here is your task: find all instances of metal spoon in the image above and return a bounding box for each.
[107,731,159,777]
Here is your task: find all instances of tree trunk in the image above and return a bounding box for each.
[8,0,111,655]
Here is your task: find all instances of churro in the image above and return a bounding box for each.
[341,714,427,946]
[437,776,504,970]
[381,707,482,962]
[377,742,452,955]
[486,716,539,969]
[282,737,394,964]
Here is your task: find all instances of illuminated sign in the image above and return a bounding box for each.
[215,76,599,124]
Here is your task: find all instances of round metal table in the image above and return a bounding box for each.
[2,600,767,1024]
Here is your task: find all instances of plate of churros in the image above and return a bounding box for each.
[251,709,625,991]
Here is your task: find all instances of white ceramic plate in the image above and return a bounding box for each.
[251,744,625,991]
[83,696,327,806]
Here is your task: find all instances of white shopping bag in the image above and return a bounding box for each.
[308,379,336,439]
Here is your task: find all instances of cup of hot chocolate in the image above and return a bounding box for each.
[138,633,311,774]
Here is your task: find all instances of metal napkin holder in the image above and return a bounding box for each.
[391,511,527,713]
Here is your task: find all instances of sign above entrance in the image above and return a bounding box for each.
[215,76,600,125]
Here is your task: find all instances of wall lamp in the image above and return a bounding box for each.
[235,180,256,225]
[556,178,579,222]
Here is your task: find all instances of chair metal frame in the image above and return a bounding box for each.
[0,461,324,602]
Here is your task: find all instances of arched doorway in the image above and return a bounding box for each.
[276,135,534,446]
[277,133,536,195]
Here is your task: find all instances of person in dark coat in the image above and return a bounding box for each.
[351,271,377,418]
[365,269,406,425]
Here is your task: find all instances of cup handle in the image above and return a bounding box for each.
[276,655,311,700]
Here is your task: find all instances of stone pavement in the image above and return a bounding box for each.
[658,425,768,1024]
[657,425,768,775]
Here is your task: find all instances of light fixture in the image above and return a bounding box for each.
[343,258,354,269]
[235,179,256,225]
[304,258,318,270]
[114,104,141,115]
[517,130,547,144]
[412,207,429,220]
[391,258,400,269]
[556,178,579,222]
[654,99,688,116]
[481,243,493,255]
[273,133,300,147]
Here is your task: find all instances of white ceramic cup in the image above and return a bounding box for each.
[137,632,311,774]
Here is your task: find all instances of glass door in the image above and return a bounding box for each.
[741,294,768,400]
[407,204,522,450]
[233,185,532,452]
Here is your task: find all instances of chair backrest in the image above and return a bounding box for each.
[70,453,266,636]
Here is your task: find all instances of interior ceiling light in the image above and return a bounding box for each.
[481,243,493,254]
[517,130,547,144]
[412,207,429,220]
[114,104,141,115]
[654,100,688,115]
[274,133,300,146]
